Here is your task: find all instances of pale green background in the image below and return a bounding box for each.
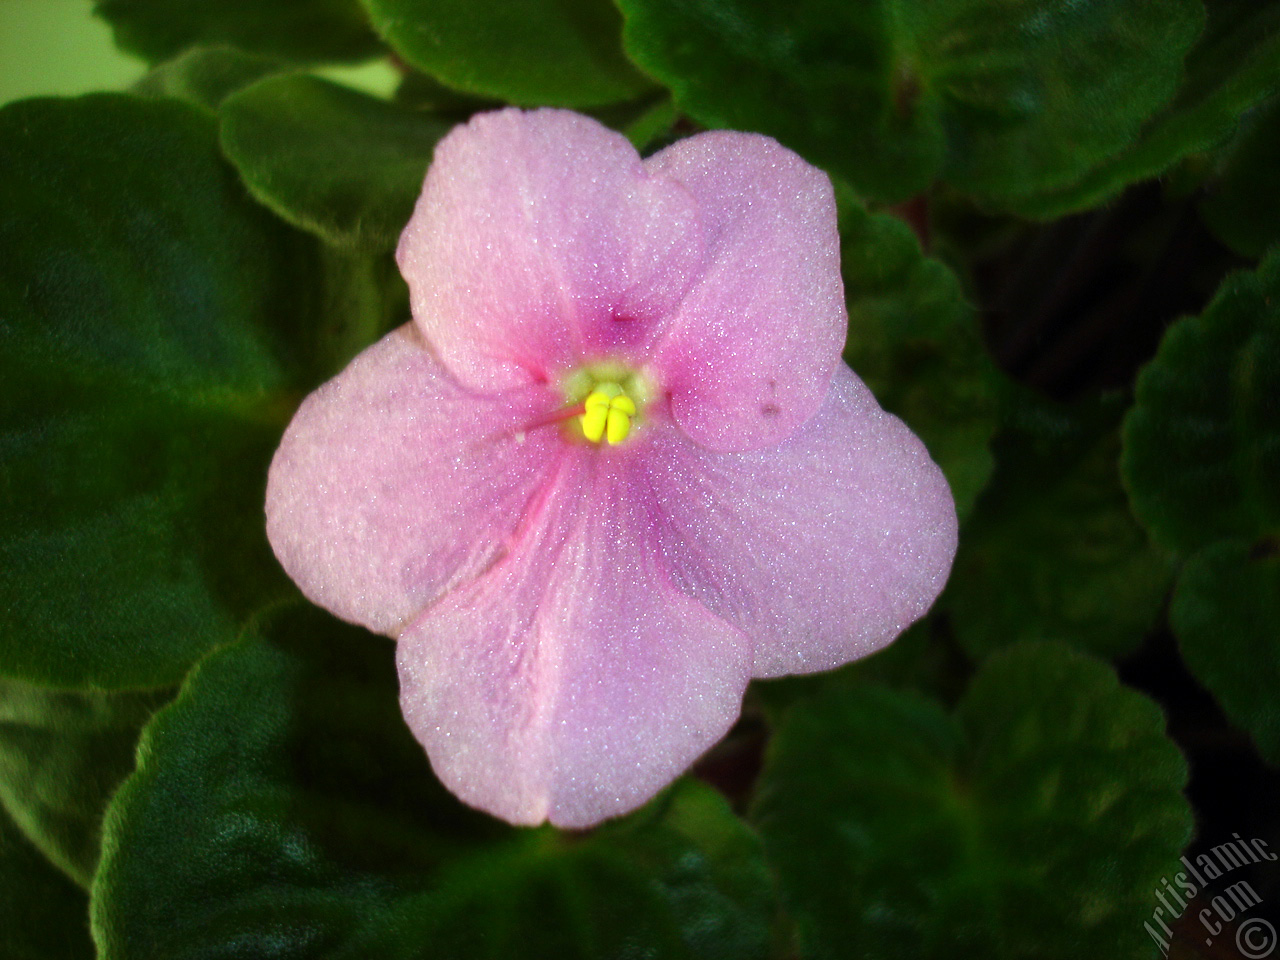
[0,0,397,106]
[0,1,142,105]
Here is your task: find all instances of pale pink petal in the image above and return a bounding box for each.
[396,109,704,391]
[396,452,750,828]
[644,132,846,452]
[642,365,957,677]
[265,324,562,636]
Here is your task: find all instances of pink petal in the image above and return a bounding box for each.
[396,452,751,828]
[265,324,561,636]
[642,364,957,677]
[396,109,704,391]
[645,131,846,452]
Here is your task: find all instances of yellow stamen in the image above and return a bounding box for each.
[581,400,609,442]
[579,382,636,445]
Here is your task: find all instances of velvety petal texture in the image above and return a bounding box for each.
[644,365,957,677]
[646,132,846,451]
[266,325,560,635]
[396,109,704,391]
[397,453,751,828]
[268,108,958,827]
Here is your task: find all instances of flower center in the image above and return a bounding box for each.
[561,363,650,446]
[581,382,636,445]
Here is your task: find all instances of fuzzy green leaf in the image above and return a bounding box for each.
[94,0,381,66]
[134,46,288,113]
[0,95,320,688]
[1016,1,1280,219]
[1200,94,1280,258]
[620,0,1202,204]
[0,682,169,887]
[842,205,1000,518]
[750,617,963,726]
[1171,538,1280,766]
[753,642,1191,960]
[0,805,94,960]
[947,397,1172,660]
[360,0,652,108]
[93,605,775,960]
[1122,250,1280,554]
[220,74,449,251]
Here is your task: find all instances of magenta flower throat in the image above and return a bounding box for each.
[265,108,958,828]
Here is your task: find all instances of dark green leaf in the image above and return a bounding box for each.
[620,0,1202,204]
[1171,538,1280,766]
[0,681,169,887]
[394,70,506,117]
[1122,249,1280,554]
[583,94,679,152]
[621,97,677,152]
[1016,1,1280,219]
[947,396,1172,661]
[360,0,652,108]
[134,46,288,113]
[753,642,1191,960]
[0,804,94,960]
[94,605,775,960]
[309,247,410,377]
[1200,95,1280,258]
[621,0,942,202]
[750,617,964,725]
[220,74,449,252]
[842,205,1000,518]
[0,94,320,688]
[936,0,1204,208]
[94,0,381,66]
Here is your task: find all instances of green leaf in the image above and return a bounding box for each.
[359,0,652,108]
[619,0,1202,204]
[1122,250,1280,555]
[582,94,679,152]
[621,0,940,202]
[841,204,1000,518]
[753,642,1191,960]
[0,804,94,960]
[620,97,677,152]
[1200,94,1280,258]
[1015,1,1280,219]
[309,247,410,376]
[394,70,506,117]
[750,617,964,725]
[0,94,321,689]
[0,681,169,887]
[94,0,381,66]
[134,46,289,113]
[93,605,775,960]
[946,396,1172,661]
[1171,538,1280,766]
[220,74,450,252]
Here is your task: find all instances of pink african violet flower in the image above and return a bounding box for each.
[265,108,957,828]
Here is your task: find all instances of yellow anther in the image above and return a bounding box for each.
[579,382,636,445]
[606,407,631,444]
[581,400,610,442]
